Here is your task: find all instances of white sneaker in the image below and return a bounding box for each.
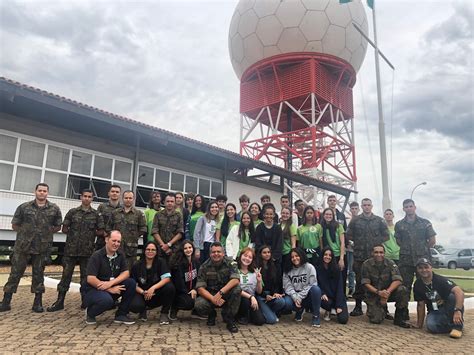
[323,311,330,321]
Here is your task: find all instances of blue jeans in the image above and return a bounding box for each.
[426,293,463,333]
[84,278,136,318]
[346,250,355,291]
[257,295,287,324]
[283,284,321,318]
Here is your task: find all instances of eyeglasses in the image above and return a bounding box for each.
[145,249,157,252]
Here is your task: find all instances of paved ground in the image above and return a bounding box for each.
[0,286,471,354]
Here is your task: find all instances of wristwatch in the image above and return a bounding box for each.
[454,308,462,312]
[167,242,172,248]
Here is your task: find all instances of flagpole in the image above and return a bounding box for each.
[371,0,391,211]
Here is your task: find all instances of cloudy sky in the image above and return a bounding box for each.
[1,0,472,247]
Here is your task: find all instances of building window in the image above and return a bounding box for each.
[93,156,113,179]
[185,176,198,193]
[211,181,222,197]
[71,151,92,175]
[0,134,17,162]
[199,178,210,196]
[14,166,42,193]
[138,165,154,187]
[18,139,45,167]
[0,163,13,190]
[171,172,184,192]
[155,169,170,190]
[44,171,67,197]
[114,161,131,183]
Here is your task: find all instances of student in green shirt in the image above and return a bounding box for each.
[186,194,206,241]
[216,203,240,249]
[249,202,263,228]
[320,208,346,270]
[279,207,297,271]
[297,206,322,268]
[226,211,256,260]
[383,208,400,262]
[144,191,163,242]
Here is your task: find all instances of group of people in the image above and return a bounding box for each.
[0,183,465,338]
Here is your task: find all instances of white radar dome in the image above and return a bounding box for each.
[229,0,369,79]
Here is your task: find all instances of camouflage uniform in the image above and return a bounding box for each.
[361,257,408,324]
[4,200,62,294]
[346,214,389,302]
[57,205,104,294]
[96,201,121,249]
[151,209,183,260]
[395,216,436,296]
[194,257,241,322]
[110,207,147,269]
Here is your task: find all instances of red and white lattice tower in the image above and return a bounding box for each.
[229,0,368,206]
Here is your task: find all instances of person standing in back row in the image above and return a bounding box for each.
[96,184,122,249]
[395,198,436,320]
[346,198,389,317]
[0,183,62,313]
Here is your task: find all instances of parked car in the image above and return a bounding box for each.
[436,248,473,270]
[430,248,440,267]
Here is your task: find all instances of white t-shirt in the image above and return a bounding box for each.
[204,219,216,243]
[239,270,257,295]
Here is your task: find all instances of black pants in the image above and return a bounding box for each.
[129,282,175,314]
[173,293,195,311]
[352,260,365,303]
[236,297,266,325]
[321,298,349,324]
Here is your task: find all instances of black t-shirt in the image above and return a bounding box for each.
[86,248,128,282]
[413,273,456,312]
[131,257,171,290]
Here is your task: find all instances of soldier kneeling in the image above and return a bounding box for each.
[361,245,410,328]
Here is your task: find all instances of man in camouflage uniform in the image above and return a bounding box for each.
[395,198,436,319]
[195,242,241,333]
[0,183,62,313]
[361,245,410,328]
[346,198,389,316]
[152,193,183,263]
[47,189,104,312]
[96,184,122,250]
[110,190,147,270]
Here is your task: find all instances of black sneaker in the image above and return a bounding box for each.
[191,310,207,320]
[226,321,239,333]
[114,314,135,325]
[85,309,96,325]
[168,309,178,321]
[350,306,363,317]
[295,308,305,322]
[237,317,248,325]
[206,310,217,326]
[139,310,147,322]
[159,313,170,325]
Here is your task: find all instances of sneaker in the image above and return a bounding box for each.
[330,308,337,316]
[350,306,363,317]
[114,314,135,325]
[312,316,321,328]
[295,308,305,322]
[191,310,207,320]
[237,317,248,325]
[168,309,178,321]
[159,313,170,325]
[449,329,463,339]
[85,309,96,325]
[348,289,354,298]
[385,312,395,321]
[139,310,147,322]
[226,321,239,333]
[323,311,330,321]
[206,310,217,326]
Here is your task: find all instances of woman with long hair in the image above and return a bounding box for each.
[297,206,322,268]
[185,194,206,240]
[282,247,322,327]
[193,200,219,263]
[175,192,189,231]
[129,241,175,325]
[216,203,240,249]
[255,204,283,265]
[316,247,348,324]
[169,240,201,320]
[144,191,163,242]
[279,206,297,271]
[249,202,263,228]
[255,245,286,324]
[235,247,265,325]
[226,211,256,260]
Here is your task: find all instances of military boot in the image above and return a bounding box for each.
[32,293,44,313]
[0,293,13,312]
[47,292,66,312]
[350,300,363,316]
[394,308,411,328]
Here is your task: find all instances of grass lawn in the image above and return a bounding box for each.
[434,268,474,278]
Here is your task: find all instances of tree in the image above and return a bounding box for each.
[433,244,445,253]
